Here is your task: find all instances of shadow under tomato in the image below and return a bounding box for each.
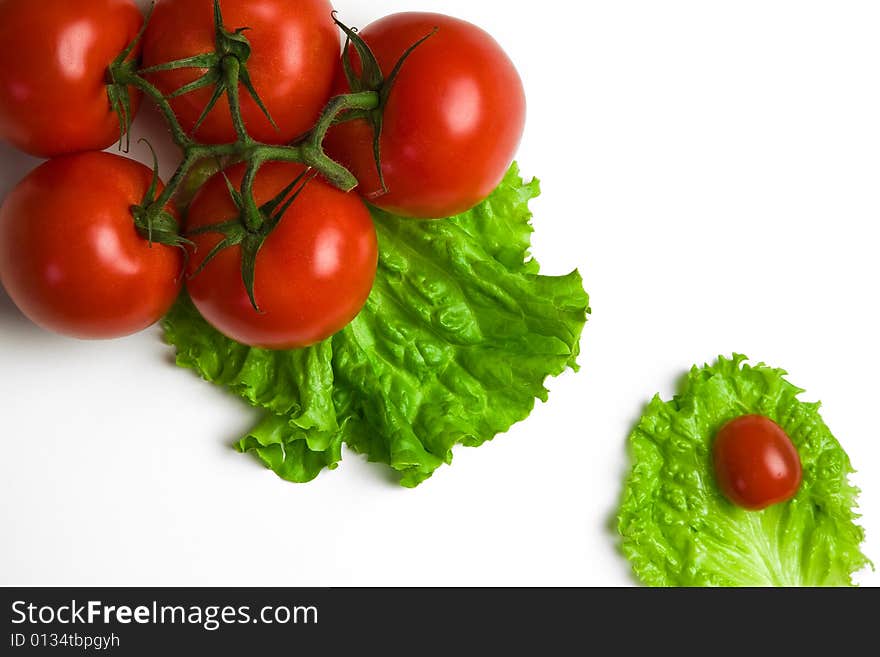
[0,288,73,357]
[0,285,30,328]
[0,140,42,199]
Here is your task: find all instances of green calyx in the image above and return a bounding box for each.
[106,2,155,153]
[107,62,136,153]
[138,0,277,138]
[130,140,192,253]
[188,166,318,312]
[332,13,437,196]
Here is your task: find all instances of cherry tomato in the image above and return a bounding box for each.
[0,152,183,339]
[186,162,378,349]
[713,415,803,511]
[0,0,143,158]
[325,13,527,219]
[142,0,339,145]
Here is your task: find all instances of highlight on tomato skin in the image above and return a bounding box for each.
[0,0,144,159]
[0,152,183,340]
[325,12,527,220]
[712,415,803,511]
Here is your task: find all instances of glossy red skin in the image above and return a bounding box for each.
[0,0,143,158]
[325,13,526,220]
[142,0,339,145]
[186,162,378,349]
[713,415,803,511]
[0,152,183,339]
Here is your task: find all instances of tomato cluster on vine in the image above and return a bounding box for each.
[0,0,526,349]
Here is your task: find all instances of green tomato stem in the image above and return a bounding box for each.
[150,151,198,214]
[113,58,379,204]
[110,44,384,293]
[112,64,193,150]
[240,157,265,233]
[104,5,399,315]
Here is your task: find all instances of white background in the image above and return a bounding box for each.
[1,0,878,586]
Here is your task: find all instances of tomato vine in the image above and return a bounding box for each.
[107,0,426,309]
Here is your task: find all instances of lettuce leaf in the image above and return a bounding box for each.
[163,165,590,486]
[163,297,342,483]
[617,355,870,586]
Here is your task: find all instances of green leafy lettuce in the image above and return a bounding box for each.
[617,355,870,586]
[164,165,590,487]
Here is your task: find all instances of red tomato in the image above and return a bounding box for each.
[325,13,526,219]
[186,162,378,349]
[713,415,803,511]
[142,0,339,145]
[0,152,183,339]
[0,0,143,158]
